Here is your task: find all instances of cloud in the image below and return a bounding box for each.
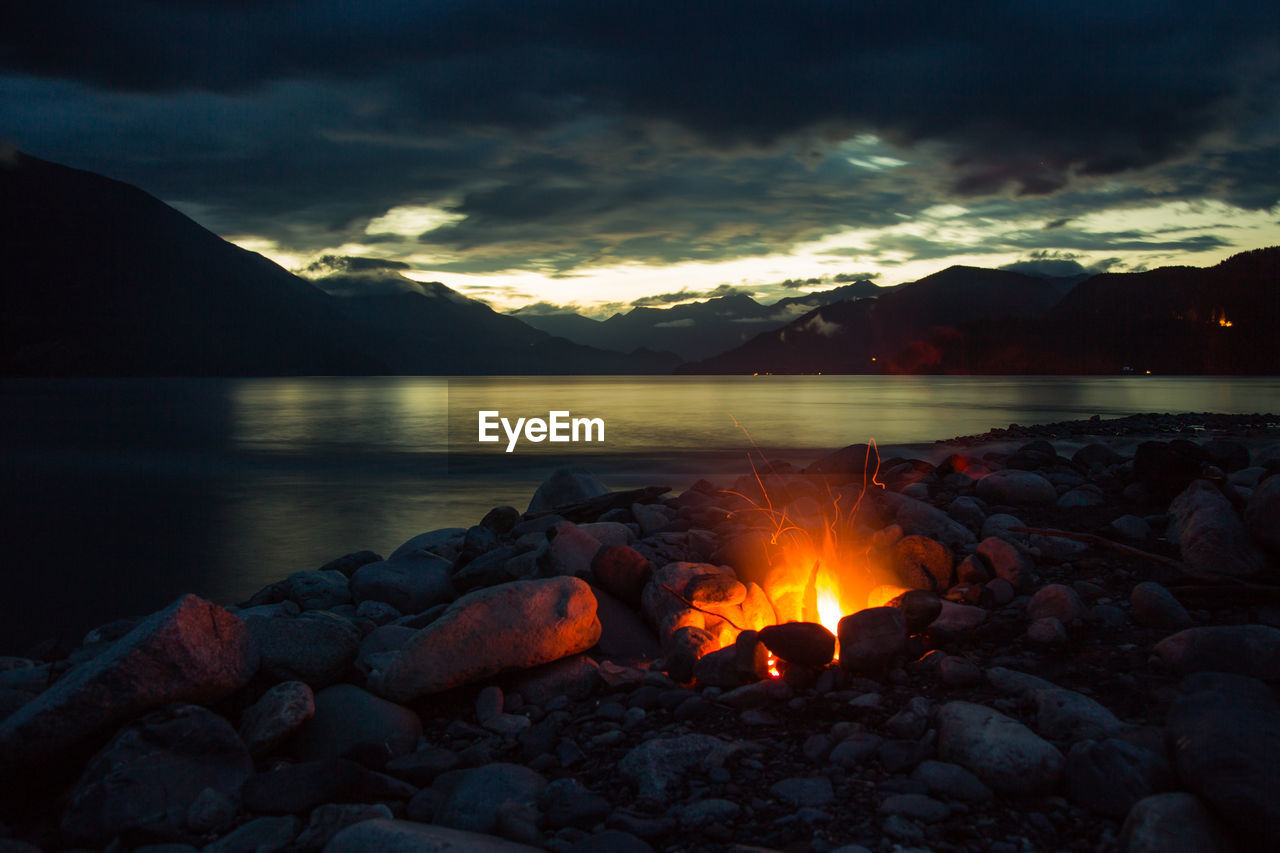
[653,318,695,329]
[630,283,746,308]
[304,255,411,275]
[2,2,1277,280]
[798,312,843,337]
[509,300,589,316]
[999,251,1119,278]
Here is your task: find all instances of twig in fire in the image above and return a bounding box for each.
[658,583,748,632]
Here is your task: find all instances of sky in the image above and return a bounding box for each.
[4,2,1279,317]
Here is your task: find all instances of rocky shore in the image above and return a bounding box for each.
[1,413,1279,853]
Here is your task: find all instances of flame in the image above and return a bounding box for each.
[701,421,896,672]
[816,587,843,637]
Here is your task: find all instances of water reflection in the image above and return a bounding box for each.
[2,375,1278,653]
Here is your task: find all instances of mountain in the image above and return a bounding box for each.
[0,152,678,376]
[330,283,682,374]
[0,152,386,376]
[512,280,883,361]
[949,248,1280,374]
[679,265,1067,373]
[679,253,1280,375]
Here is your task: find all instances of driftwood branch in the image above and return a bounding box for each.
[527,485,671,522]
[1010,525,1280,592]
[1009,525,1187,572]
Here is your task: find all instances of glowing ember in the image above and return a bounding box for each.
[766,652,781,678]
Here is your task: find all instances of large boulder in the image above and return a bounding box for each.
[527,468,609,514]
[367,577,601,702]
[60,704,253,844]
[1167,480,1268,578]
[292,684,422,762]
[1166,673,1280,849]
[350,552,456,614]
[244,610,361,687]
[838,607,906,673]
[1121,792,1235,853]
[1245,474,1280,557]
[880,493,975,549]
[1150,625,1280,679]
[936,701,1064,796]
[0,595,256,780]
[976,470,1058,505]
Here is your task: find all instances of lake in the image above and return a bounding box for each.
[3,375,1278,653]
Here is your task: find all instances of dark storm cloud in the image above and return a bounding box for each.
[3,1,1278,274]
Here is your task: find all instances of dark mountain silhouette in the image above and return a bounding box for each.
[513,280,882,361]
[679,252,1280,375]
[1,152,386,376]
[0,152,678,376]
[679,265,1066,373]
[331,284,681,374]
[944,248,1280,374]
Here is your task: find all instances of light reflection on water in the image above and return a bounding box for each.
[2,375,1277,652]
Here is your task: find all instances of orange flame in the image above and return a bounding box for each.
[723,420,889,658]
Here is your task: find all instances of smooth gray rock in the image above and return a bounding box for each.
[977,470,1057,505]
[350,552,456,615]
[1034,687,1123,742]
[1064,739,1174,817]
[769,776,834,808]
[1130,582,1192,629]
[910,760,993,802]
[293,683,422,762]
[246,610,361,688]
[1150,624,1280,679]
[1245,474,1280,557]
[325,819,542,852]
[0,595,256,778]
[976,537,1034,590]
[1167,479,1268,577]
[1026,583,1089,626]
[1057,485,1106,508]
[527,468,609,514]
[543,521,604,578]
[1110,515,1152,542]
[1166,673,1280,849]
[936,701,1064,796]
[282,570,352,611]
[389,529,466,562]
[368,578,601,702]
[1121,793,1234,853]
[354,625,416,676]
[838,607,906,672]
[1027,617,1068,646]
[239,680,315,756]
[203,815,300,853]
[619,734,737,803]
[61,705,253,844]
[539,777,611,829]
[881,492,975,549]
[431,763,547,834]
[295,803,392,851]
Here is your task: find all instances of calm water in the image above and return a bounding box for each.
[3,375,1278,653]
